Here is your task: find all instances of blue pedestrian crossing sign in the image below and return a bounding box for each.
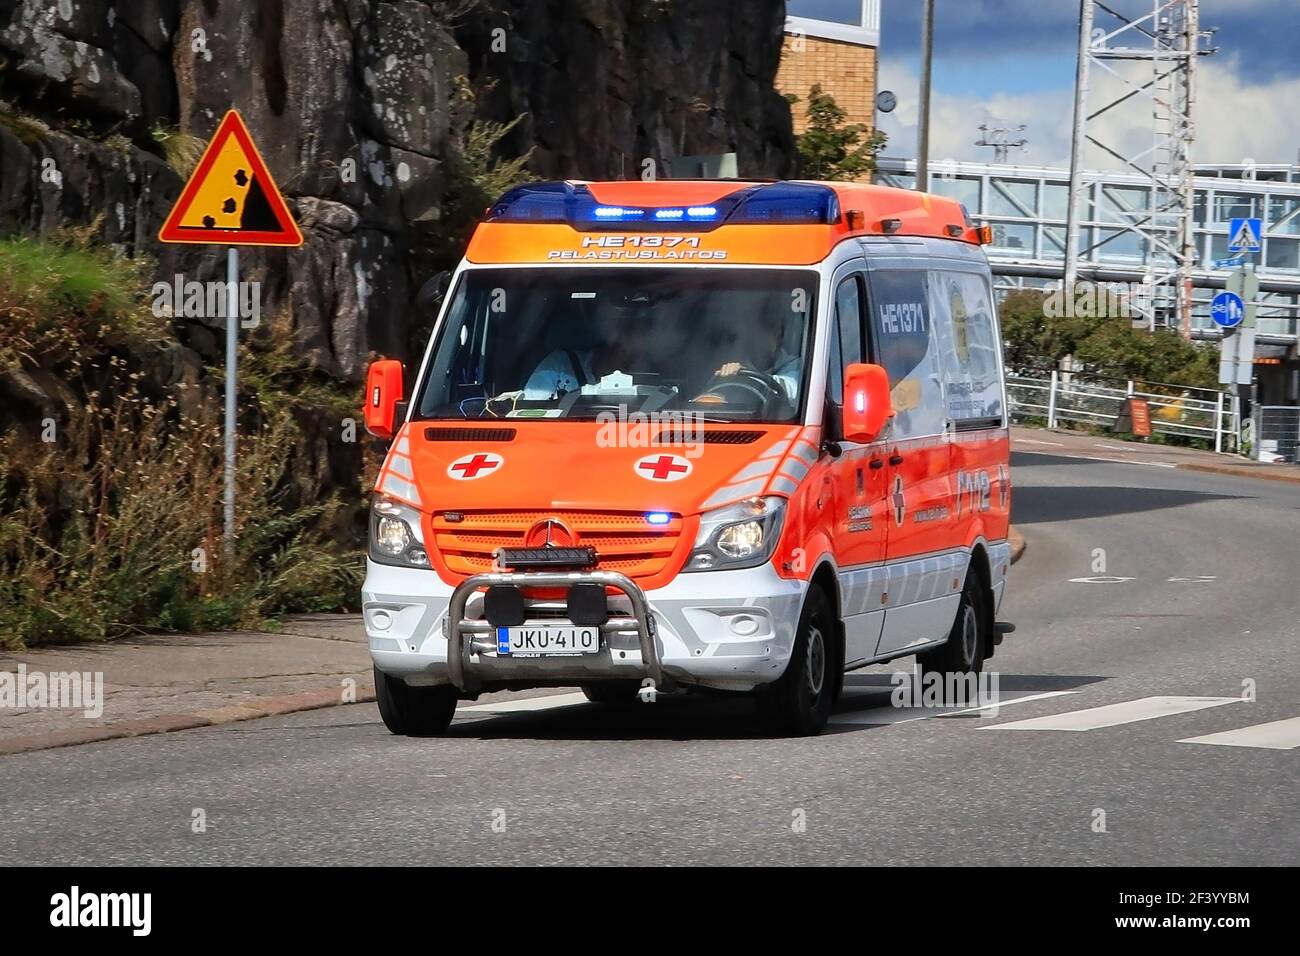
[1228,217,1262,253]
[1211,291,1245,328]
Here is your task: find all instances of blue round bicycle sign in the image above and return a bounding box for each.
[1210,291,1245,328]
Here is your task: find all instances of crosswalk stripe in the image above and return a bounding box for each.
[978,695,1239,732]
[1179,716,1300,750]
[459,692,589,714]
[829,690,1078,726]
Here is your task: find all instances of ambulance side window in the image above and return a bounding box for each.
[867,269,947,438]
[929,270,1004,427]
[828,274,864,404]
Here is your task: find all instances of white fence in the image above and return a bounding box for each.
[1007,370,1239,453]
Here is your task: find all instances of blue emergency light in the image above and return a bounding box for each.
[485,182,840,231]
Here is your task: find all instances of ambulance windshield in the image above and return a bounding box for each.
[414,268,817,423]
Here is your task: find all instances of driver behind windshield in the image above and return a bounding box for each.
[710,305,800,402]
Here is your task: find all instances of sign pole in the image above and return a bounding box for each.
[155,109,304,560]
[224,246,238,559]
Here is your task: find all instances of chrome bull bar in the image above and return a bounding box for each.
[443,570,662,693]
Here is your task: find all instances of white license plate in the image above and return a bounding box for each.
[497,625,600,657]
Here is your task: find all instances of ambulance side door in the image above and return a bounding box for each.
[825,262,889,668]
[865,261,963,659]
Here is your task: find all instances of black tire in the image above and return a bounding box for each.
[580,681,642,705]
[915,571,988,703]
[374,665,458,736]
[759,586,839,736]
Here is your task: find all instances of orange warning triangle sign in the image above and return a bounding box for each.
[159,110,303,247]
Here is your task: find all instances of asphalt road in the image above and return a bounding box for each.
[3,451,1298,866]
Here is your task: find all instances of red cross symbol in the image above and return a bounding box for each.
[635,454,692,482]
[447,452,503,480]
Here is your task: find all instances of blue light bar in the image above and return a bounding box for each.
[486,182,840,230]
[728,183,840,225]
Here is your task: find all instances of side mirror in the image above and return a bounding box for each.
[364,359,404,439]
[415,270,452,313]
[841,363,893,443]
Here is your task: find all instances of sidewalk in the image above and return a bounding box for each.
[1011,424,1300,484]
[0,615,374,756]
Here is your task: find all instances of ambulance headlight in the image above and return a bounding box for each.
[369,495,430,568]
[685,497,785,571]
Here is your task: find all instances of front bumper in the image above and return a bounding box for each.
[363,559,806,693]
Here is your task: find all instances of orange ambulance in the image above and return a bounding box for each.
[363,179,1012,736]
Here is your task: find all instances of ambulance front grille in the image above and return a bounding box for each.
[430,510,684,580]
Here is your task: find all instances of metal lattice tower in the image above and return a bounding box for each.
[1063,0,1213,333]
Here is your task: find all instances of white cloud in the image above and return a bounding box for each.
[877,52,1300,171]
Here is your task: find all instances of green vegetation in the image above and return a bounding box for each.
[1000,289,1220,390]
[0,236,363,650]
[790,84,887,181]
[418,77,534,276]
[150,125,208,178]
[0,100,51,145]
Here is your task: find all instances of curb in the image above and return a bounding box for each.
[0,685,376,757]
[1177,462,1300,485]
[1008,526,1026,565]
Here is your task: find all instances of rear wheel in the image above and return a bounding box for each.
[759,586,838,736]
[915,572,987,702]
[374,666,458,736]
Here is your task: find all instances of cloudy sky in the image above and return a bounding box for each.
[790,0,1300,169]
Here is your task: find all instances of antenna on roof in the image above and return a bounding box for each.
[975,123,1028,164]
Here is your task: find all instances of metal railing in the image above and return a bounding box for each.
[1253,406,1300,463]
[1007,369,1239,452]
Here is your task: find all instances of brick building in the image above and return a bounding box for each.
[776,0,881,136]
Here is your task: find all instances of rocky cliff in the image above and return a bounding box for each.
[0,0,795,385]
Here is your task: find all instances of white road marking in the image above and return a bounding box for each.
[935,690,1079,718]
[979,695,1239,732]
[1179,715,1300,750]
[1072,454,1177,468]
[459,692,589,714]
[1014,438,1064,447]
[830,690,1078,726]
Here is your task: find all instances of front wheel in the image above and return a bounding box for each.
[759,586,838,736]
[374,666,458,736]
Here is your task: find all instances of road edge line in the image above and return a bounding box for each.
[1178,462,1300,485]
